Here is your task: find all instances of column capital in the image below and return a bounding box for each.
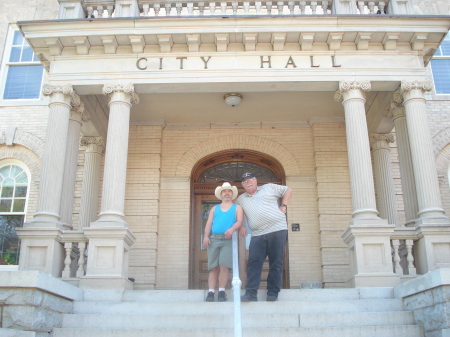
[370,133,395,151]
[334,81,371,102]
[43,84,80,107]
[70,102,90,123]
[81,136,105,154]
[385,97,406,120]
[400,80,433,102]
[102,84,139,105]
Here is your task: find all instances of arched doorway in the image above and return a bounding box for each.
[189,149,289,289]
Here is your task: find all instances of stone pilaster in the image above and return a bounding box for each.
[78,136,105,229]
[370,133,399,226]
[335,81,379,220]
[386,96,419,226]
[95,84,139,226]
[59,103,90,228]
[30,84,78,227]
[401,81,448,223]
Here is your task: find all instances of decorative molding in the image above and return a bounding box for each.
[410,33,428,51]
[300,33,315,51]
[129,35,145,53]
[243,33,258,52]
[157,35,173,53]
[101,35,118,54]
[355,33,372,50]
[102,84,139,105]
[215,34,229,52]
[370,133,395,151]
[327,32,344,51]
[401,80,433,93]
[73,36,90,55]
[81,136,106,154]
[271,33,286,51]
[186,34,200,52]
[42,84,74,97]
[382,33,400,50]
[45,37,63,56]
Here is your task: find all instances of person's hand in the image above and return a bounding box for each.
[202,236,210,247]
[224,228,233,239]
[239,226,248,237]
[279,205,287,214]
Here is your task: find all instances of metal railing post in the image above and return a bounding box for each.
[232,231,243,337]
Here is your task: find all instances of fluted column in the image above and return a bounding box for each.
[335,81,379,220]
[370,133,399,226]
[386,95,419,226]
[59,104,90,228]
[95,84,139,226]
[401,81,448,222]
[78,137,104,229]
[31,84,78,227]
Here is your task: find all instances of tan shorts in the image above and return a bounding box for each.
[207,236,232,270]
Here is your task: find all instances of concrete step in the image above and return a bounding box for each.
[53,325,424,337]
[81,288,394,303]
[73,298,405,315]
[62,311,415,329]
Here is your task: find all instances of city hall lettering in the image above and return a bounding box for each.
[136,55,342,70]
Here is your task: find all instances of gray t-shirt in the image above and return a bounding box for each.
[236,183,288,236]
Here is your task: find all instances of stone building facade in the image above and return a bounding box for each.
[0,0,450,292]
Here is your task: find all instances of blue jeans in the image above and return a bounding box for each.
[245,230,287,296]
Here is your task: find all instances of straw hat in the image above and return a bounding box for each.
[215,182,238,200]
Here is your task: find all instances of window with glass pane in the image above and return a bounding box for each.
[3,30,43,100]
[0,165,28,265]
[431,59,450,94]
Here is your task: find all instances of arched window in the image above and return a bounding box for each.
[0,164,29,265]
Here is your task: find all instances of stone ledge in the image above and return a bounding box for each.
[0,271,83,301]
[394,268,450,299]
[0,328,36,337]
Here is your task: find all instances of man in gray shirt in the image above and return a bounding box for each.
[237,172,292,302]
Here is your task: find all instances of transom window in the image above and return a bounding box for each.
[0,164,29,265]
[431,34,450,94]
[2,29,44,100]
[197,161,278,183]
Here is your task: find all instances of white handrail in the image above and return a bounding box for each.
[232,231,243,337]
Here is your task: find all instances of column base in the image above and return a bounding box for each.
[27,218,72,231]
[415,217,450,227]
[15,228,64,278]
[79,276,134,290]
[347,273,401,287]
[83,226,136,290]
[342,219,397,288]
[414,225,450,274]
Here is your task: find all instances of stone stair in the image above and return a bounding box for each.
[52,288,424,337]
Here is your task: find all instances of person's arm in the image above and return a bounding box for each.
[279,187,292,214]
[224,205,244,239]
[202,206,216,247]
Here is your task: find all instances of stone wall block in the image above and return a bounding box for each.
[0,289,42,307]
[421,302,448,331]
[3,306,62,332]
[432,286,450,304]
[404,289,434,310]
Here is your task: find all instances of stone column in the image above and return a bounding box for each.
[401,81,450,274]
[337,81,399,288]
[31,84,79,227]
[386,96,419,226]
[78,137,104,229]
[401,81,448,223]
[59,103,89,228]
[81,84,138,290]
[95,84,139,226]
[370,133,399,226]
[335,81,379,220]
[17,84,80,277]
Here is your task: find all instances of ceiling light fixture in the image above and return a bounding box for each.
[224,93,243,107]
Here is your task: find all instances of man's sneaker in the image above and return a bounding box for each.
[266,294,278,302]
[218,290,228,302]
[240,293,258,302]
[205,291,215,302]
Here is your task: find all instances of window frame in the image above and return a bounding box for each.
[0,25,45,103]
[430,33,450,97]
[0,160,31,267]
